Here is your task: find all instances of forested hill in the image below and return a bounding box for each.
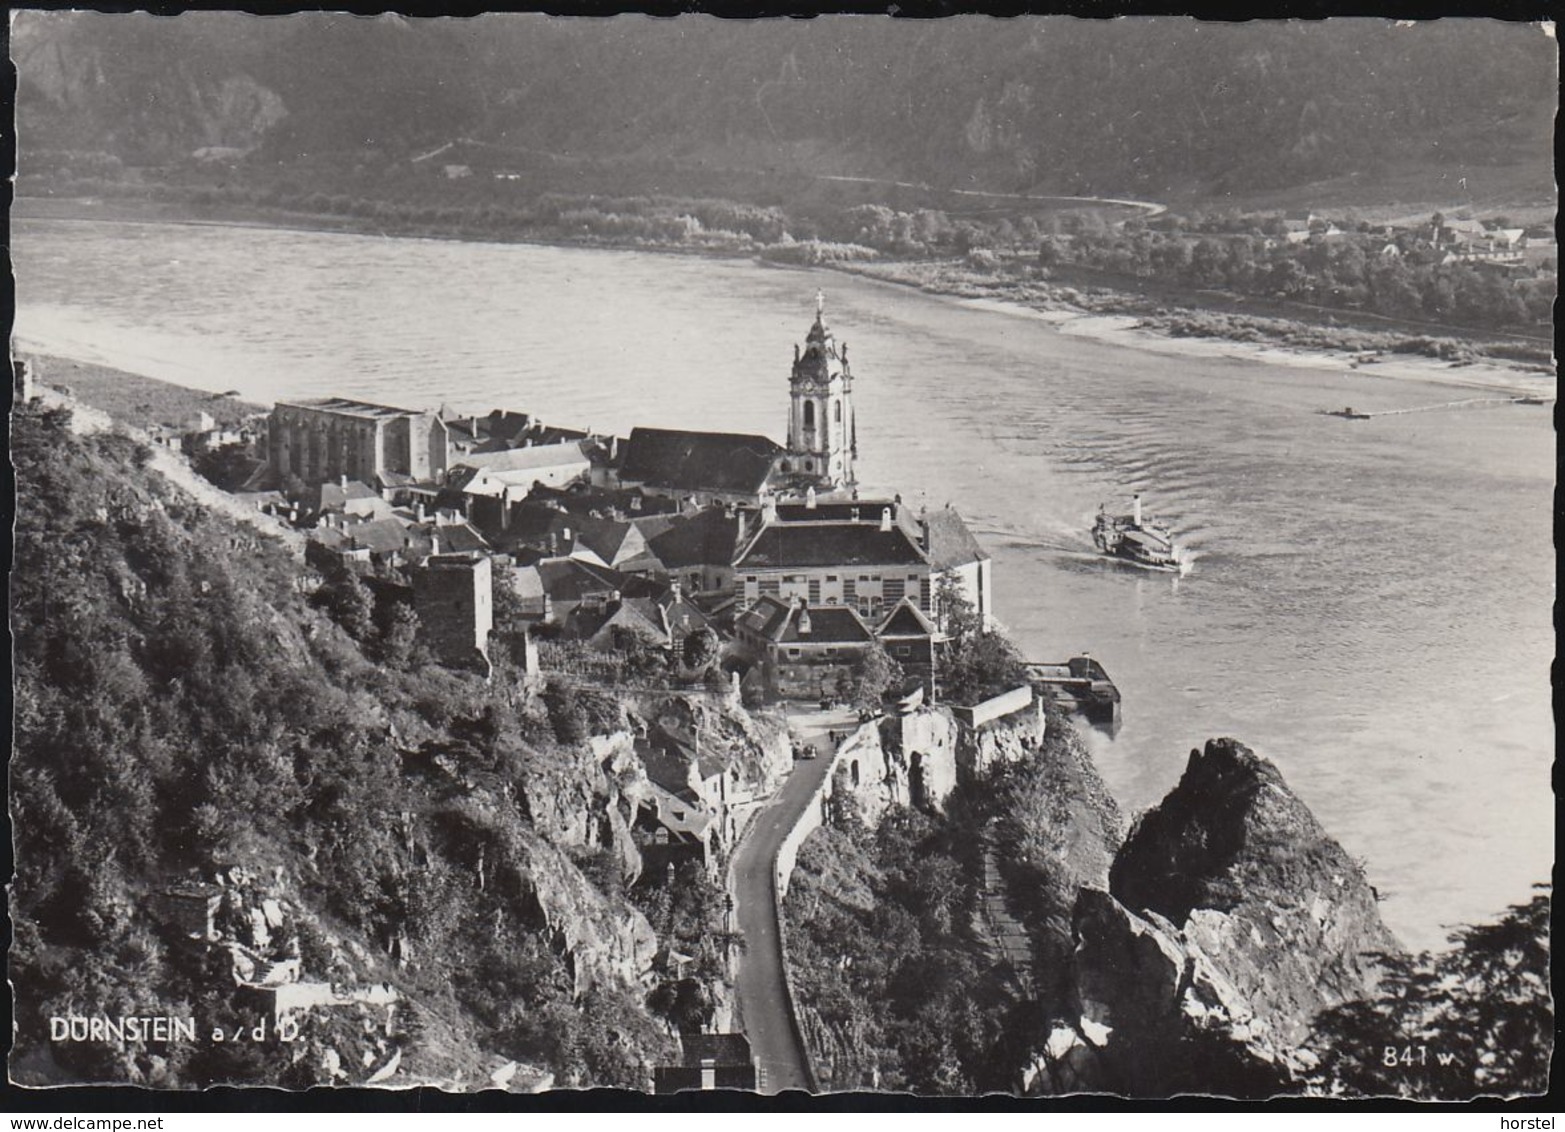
[14,12,1556,199]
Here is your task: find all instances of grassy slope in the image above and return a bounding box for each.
[29,354,265,428]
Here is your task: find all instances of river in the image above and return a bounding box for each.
[12,217,1555,952]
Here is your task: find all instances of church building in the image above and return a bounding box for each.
[614,292,858,507]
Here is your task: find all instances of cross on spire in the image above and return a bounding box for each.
[815,289,826,320]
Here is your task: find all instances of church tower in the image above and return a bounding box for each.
[786,290,857,495]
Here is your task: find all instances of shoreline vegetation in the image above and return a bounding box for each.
[16,193,1555,403]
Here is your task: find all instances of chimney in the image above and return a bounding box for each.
[806,486,817,510]
[1133,494,1143,527]
[880,507,892,532]
[761,494,778,525]
[429,532,441,557]
[340,473,348,489]
[471,415,479,439]
[499,486,511,531]
[415,499,426,522]
[700,1060,716,1091]
[671,580,682,604]
[797,606,812,635]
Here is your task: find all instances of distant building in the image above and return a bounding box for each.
[269,398,450,489]
[653,1033,759,1094]
[412,554,493,672]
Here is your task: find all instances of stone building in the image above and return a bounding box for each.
[269,397,449,488]
[412,554,493,672]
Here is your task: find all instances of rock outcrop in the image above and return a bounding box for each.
[1027,739,1399,1097]
[991,714,1124,1012]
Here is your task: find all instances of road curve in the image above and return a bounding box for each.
[729,747,838,1094]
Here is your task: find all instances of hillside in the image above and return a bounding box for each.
[6,401,775,1089]
[14,13,1555,201]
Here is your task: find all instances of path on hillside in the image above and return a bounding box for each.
[972,823,1036,1000]
[728,712,850,1093]
[33,386,306,553]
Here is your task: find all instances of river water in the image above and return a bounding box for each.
[13,218,1555,951]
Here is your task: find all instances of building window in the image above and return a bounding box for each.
[834,401,841,422]
[746,576,757,584]
[804,402,815,428]
[787,648,801,659]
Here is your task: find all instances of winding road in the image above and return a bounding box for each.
[728,712,850,1094]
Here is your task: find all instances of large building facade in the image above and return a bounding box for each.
[733,498,990,627]
[269,398,450,487]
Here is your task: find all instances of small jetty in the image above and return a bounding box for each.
[1026,655,1121,733]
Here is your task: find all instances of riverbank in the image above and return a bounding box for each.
[835,259,1556,401]
[16,196,1554,405]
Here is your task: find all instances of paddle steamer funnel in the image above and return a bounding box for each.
[1133,493,1143,526]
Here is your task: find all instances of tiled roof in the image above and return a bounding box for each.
[878,598,936,638]
[924,506,988,570]
[451,441,591,475]
[620,428,782,495]
[422,521,491,554]
[574,516,638,564]
[775,605,874,645]
[529,558,667,604]
[735,523,926,569]
[661,595,711,635]
[277,397,421,420]
[644,781,714,838]
[648,507,743,569]
[534,558,625,602]
[737,595,792,638]
[587,598,666,645]
[774,498,901,524]
[342,517,415,555]
[637,740,696,797]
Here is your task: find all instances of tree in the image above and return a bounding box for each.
[853,643,903,711]
[313,568,374,642]
[681,627,719,672]
[1036,236,1065,268]
[1306,888,1551,1098]
[933,575,1026,705]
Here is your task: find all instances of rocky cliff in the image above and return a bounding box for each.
[1025,738,1399,1097]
